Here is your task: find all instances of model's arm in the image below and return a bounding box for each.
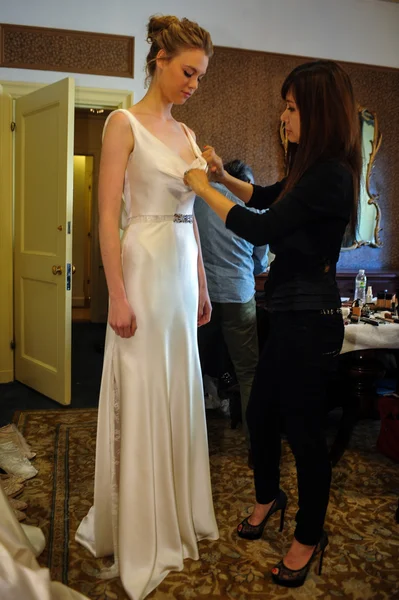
[98,112,136,338]
[193,215,212,326]
[186,127,212,327]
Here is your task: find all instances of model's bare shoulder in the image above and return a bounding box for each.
[103,110,134,152]
[106,110,133,130]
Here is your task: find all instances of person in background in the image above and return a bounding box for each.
[195,160,268,465]
[185,59,361,588]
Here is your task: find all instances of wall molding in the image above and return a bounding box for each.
[0,80,133,108]
[0,23,134,78]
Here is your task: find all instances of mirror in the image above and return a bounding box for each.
[279,106,382,250]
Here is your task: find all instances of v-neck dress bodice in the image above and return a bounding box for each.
[75,109,218,600]
[117,110,206,229]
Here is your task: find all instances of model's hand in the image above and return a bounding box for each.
[184,168,210,195]
[108,297,137,338]
[202,146,225,181]
[198,287,212,327]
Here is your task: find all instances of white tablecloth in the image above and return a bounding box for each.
[342,321,399,354]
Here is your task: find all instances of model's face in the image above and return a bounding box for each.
[156,49,209,104]
[281,91,301,144]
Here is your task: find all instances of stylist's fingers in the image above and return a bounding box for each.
[202,153,217,173]
[202,146,214,160]
[203,146,221,163]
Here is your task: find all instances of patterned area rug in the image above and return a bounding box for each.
[14,408,399,600]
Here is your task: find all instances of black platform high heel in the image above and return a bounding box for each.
[237,490,287,540]
[271,530,329,588]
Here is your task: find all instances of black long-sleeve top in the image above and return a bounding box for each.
[225,160,353,311]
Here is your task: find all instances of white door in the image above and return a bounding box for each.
[14,78,75,405]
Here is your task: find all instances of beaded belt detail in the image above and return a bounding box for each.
[129,213,193,224]
[320,308,342,315]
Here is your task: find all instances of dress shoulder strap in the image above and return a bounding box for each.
[180,122,200,158]
[102,108,137,140]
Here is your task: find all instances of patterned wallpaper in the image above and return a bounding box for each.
[0,24,134,77]
[173,48,399,270]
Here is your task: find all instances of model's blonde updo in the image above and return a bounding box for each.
[145,15,213,82]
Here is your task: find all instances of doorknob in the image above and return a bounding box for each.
[72,265,76,274]
[52,265,63,275]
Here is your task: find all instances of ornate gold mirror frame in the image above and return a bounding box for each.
[279,106,383,250]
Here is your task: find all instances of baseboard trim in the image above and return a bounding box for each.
[0,370,13,383]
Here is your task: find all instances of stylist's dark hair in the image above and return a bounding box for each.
[224,159,254,184]
[280,60,361,237]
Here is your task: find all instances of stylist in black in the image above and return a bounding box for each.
[184,60,361,588]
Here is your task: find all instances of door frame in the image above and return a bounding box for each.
[0,81,133,383]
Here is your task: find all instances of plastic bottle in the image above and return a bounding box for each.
[354,269,367,304]
[366,285,373,305]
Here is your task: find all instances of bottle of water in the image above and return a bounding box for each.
[354,269,367,304]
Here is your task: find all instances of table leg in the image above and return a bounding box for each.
[328,351,386,466]
[339,350,386,419]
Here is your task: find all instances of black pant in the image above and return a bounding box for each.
[247,310,344,545]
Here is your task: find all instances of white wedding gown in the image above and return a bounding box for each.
[76,109,219,600]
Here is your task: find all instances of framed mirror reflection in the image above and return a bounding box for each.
[280,106,383,250]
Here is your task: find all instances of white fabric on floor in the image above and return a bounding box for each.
[0,486,88,600]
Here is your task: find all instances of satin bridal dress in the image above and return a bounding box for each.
[76,109,219,600]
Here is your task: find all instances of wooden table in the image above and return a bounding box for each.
[340,320,399,414]
[329,321,399,465]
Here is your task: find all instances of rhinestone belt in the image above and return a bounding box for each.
[129,213,193,224]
